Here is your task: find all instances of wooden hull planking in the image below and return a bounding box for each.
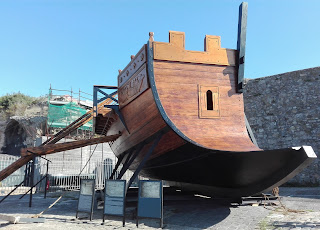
[94,31,316,197]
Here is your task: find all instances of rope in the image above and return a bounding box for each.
[262,187,306,214]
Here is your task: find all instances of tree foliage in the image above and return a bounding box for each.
[0,93,42,119]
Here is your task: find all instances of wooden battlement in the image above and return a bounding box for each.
[153,31,237,66]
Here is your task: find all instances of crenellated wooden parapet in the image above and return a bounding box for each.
[153,31,237,66]
[117,31,238,109]
[118,45,147,88]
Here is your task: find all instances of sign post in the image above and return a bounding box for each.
[76,179,95,221]
[137,180,163,228]
[103,180,126,226]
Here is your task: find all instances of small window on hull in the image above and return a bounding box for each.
[198,85,220,118]
[206,90,213,110]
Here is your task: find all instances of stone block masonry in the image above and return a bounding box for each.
[244,67,320,186]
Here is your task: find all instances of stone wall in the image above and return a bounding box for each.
[1,116,47,155]
[244,67,320,186]
[0,101,48,154]
[0,120,6,154]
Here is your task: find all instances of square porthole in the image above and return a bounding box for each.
[198,85,220,118]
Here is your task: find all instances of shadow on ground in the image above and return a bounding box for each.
[0,191,232,229]
[0,193,78,217]
[162,199,231,229]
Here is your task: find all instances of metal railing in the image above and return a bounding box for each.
[49,86,94,105]
[49,86,112,106]
[0,155,33,196]
[0,155,24,187]
[0,153,138,196]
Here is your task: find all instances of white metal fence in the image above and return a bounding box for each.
[0,155,22,187]
[37,157,135,192]
[0,155,32,195]
[0,153,138,196]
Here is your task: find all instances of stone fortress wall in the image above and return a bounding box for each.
[244,67,320,186]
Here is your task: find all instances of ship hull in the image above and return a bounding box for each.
[140,143,315,197]
[105,118,316,197]
[94,32,317,197]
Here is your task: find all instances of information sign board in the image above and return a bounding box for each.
[103,180,126,226]
[137,180,163,228]
[76,179,95,221]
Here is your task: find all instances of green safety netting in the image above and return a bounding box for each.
[47,102,92,130]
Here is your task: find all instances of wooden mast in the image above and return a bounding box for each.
[237,2,248,93]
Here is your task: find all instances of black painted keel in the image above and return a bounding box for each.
[141,144,316,197]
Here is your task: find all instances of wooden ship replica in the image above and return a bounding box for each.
[93,4,316,197]
[0,3,316,198]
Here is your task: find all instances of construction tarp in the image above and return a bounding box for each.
[47,102,92,130]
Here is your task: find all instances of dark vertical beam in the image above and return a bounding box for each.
[93,86,98,134]
[126,132,163,189]
[237,2,248,93]
[29,158,35,207]
[44,161,49,198]
[116,150,135,180]
[116,143,145,180]
[109,154,125,179]
[104,105,130,133]
[24,164,29,186]
[160,181,163,228]
[93,86,98,118]
[20,175,47,200]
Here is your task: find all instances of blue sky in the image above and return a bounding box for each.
[0,0,319,97]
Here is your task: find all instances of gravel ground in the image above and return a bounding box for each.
[0,187,319,230]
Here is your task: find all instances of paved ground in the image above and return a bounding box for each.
[263,188,320,230]
[0,187,319,229]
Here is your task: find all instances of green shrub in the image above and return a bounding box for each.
[0,93,38,119]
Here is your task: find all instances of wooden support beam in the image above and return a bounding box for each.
[0,97,117,182]
[0,134,120,181]
[42,112,92,145]
[44,97,112,146]
[44,114,93,146]
[21,134,121,157]
[0,214,45,224]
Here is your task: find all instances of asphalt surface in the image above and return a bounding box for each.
[0,187,319,229]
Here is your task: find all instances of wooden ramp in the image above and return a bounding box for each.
[0,97,118,182]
